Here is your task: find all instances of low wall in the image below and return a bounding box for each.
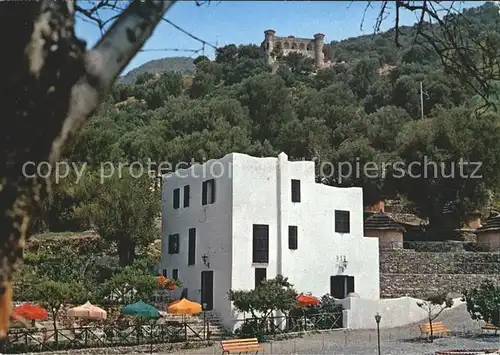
[336,296,462,330]
[380,249,500,298]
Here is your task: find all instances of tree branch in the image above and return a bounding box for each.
[49,0,177,164]
[375,1,500,107]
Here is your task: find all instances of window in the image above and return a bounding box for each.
[168,234,180,254]
[183,185,190,207]
[252,224,269,263]
[288,226,298,250]
[202,179,216,205]
[255,268,267,288]
[335,210,350,233]
[172,269,178,280]
[173,188,180,209]
[188,228,196,266]
[162,269,167,277]
[291,179,301,202]
[330,276,354,299]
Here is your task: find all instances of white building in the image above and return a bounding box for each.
[160,152,379,329]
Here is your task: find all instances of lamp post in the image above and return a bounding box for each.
[374,313,381,355]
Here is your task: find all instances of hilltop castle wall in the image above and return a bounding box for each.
[262,30,327,67]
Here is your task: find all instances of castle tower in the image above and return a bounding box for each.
[313,33,325,67]
[263,29,276,64]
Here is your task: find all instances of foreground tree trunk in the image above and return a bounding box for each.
[0,0,176,337]
[118,238,136,266]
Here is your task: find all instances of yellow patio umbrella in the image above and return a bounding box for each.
[168,299,203,341]
[167,299,202,315]
[67,301,107,320]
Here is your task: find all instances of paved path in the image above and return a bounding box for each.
[166,304,500,355]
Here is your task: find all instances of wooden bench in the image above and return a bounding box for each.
[482,322,500,334]
[221,338,263,354]
[418,321,450,337]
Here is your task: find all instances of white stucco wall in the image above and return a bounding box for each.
[161,154,234,326]
[230,153,379,302]
[336,296,464,329]
[161,152,380,330]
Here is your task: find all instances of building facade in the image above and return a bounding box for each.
[161,152,379,329]
[261,29,328,67]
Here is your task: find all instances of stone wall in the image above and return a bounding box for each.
[380,249,500,298]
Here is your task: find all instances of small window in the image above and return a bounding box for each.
[335,210,350,233]
[253,224,269,263]
[173,188,180,209]
[188,228,196,266]
[255,268,267,288]
[162,269,167,277]
[288,226,298,250]
[291,179,301,202]
[183,185,190,207]
[172,269,179,280]
[202,179,216,205]
[168,234,180,254]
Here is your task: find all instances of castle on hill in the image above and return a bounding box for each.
[261,29,331,68]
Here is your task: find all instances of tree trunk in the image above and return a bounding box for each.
[117,238,136,266]
[0,0,176,337]
[429,317,434,343]
[0,0,86,337]
[52,310,59,345]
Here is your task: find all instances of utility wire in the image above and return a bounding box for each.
[76,3,218,55]
[161,17,218,50]
[139,48,201,53]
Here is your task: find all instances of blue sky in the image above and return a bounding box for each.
[75,1,486,75]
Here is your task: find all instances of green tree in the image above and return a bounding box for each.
[228,275,297,336]
[193,55,210,66]
[283,52,314,76]
[463,280,500,327]
[32,279,87,344]
[0,1,173,327]
[417,294,453,342]
[75,169,160,266]
[391,106,500,233]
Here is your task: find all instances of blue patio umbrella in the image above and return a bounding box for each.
[121,301,160,319]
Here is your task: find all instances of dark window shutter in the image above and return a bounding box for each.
[255,268,267,288]
[330,276,346,299]
[291,179,301,202]
[252,224,269,263]
[174,234,180,253]
[173,188,180,209]
[347,276,355,294]
[202,181,208,205]
[210,179,216,203]
[183,185,190,207]
[162,269,167,277]
[188,228,196,265]
[169,234,179,254]
[168,235,173,254]
[172,269,179,280]
[335,210,350,233]
[288,226,298,250]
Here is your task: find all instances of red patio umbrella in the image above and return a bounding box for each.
[13,303,48,320]
[297,293,319,307]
